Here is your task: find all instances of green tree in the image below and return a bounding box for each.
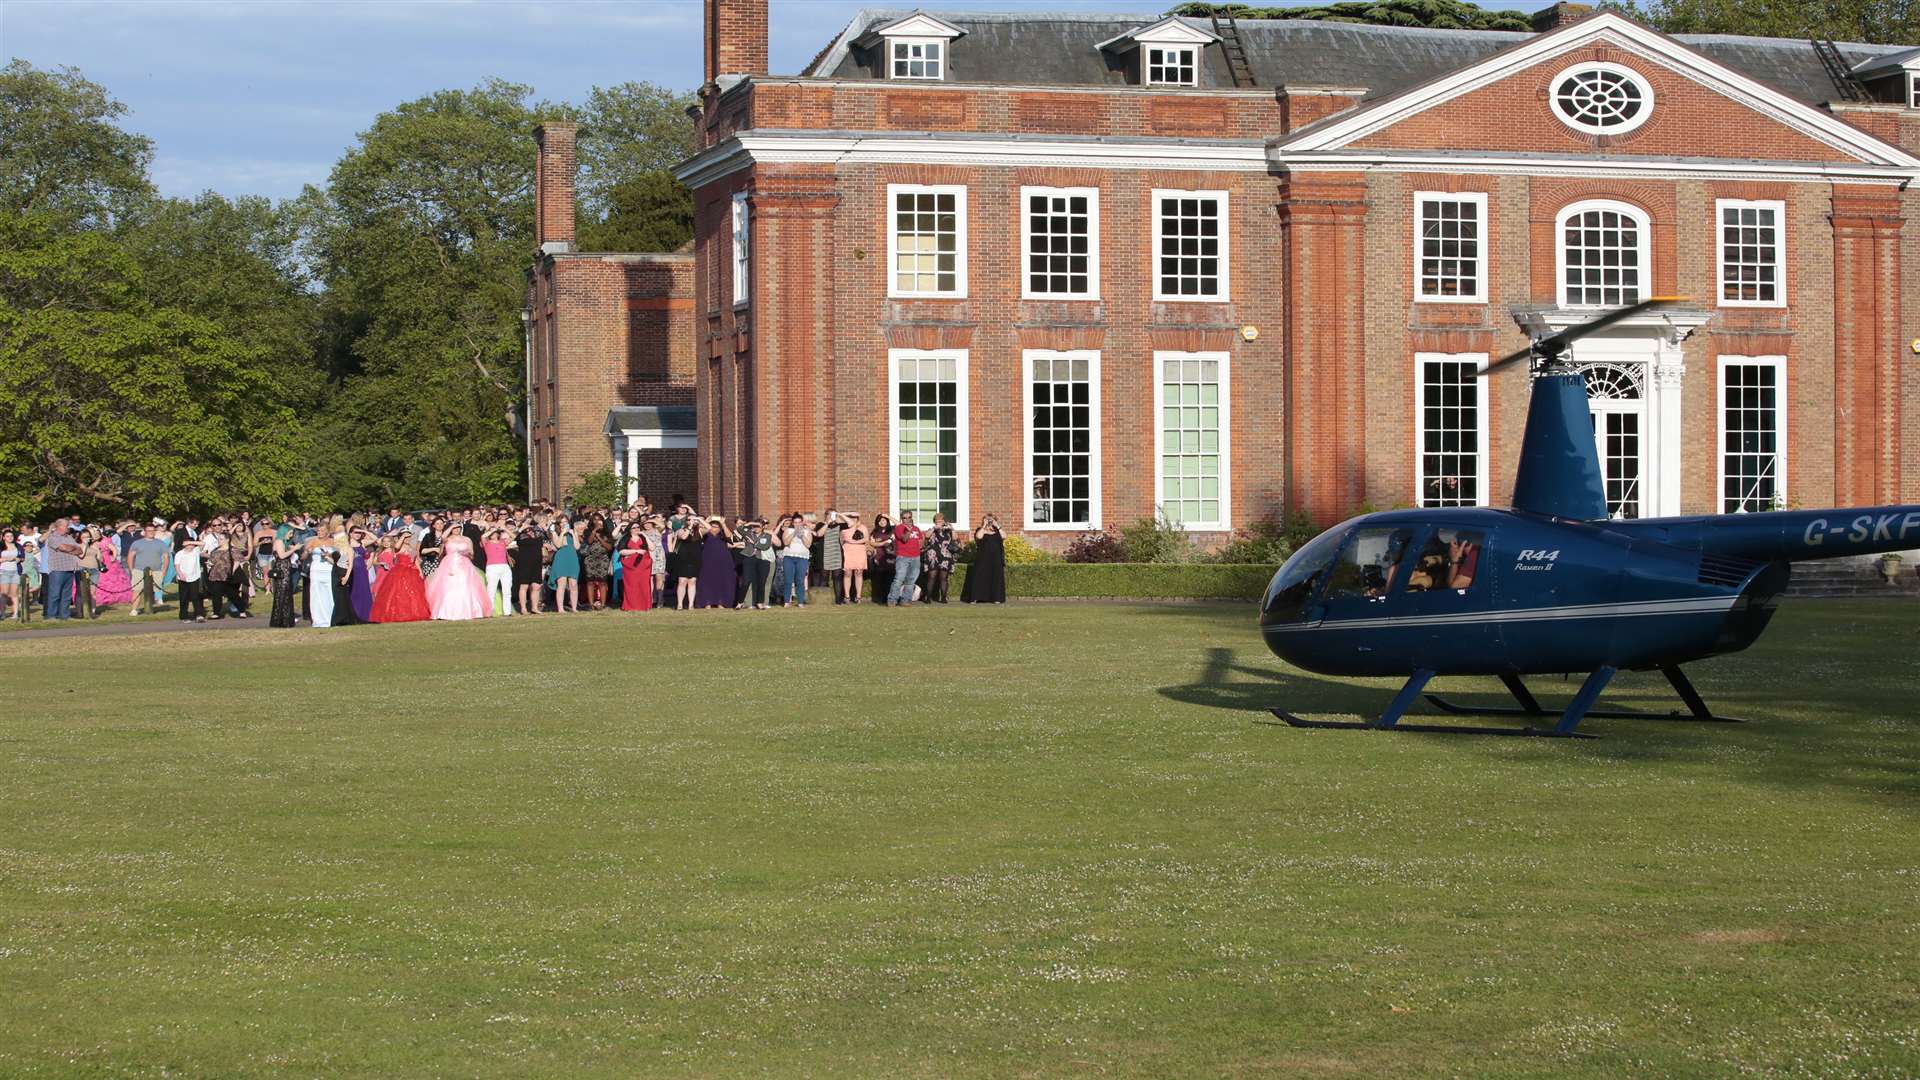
[306,79,554,509]
[0,60,154,228]
[576,81,697,216]
[1174,0,1534,31]
[0,215,314,519]
[578,168,695,253]
[1622,0,1919,42]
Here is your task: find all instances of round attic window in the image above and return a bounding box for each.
[1550,62,1653,135]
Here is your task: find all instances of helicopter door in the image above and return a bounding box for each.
[1315,527,1414,628]
[1399,526,1494,665]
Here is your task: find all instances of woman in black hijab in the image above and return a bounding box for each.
[961,513,1007,604]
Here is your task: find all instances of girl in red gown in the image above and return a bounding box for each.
[369,536,431,623]
[618,533,652,611]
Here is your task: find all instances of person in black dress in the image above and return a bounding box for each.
[266,542,299,628]
[962,514,1007,603]
[329,537,359,625]
[512,521,546,614]
[869,515,895,607]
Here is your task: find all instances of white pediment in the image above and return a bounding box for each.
[868,13,965,42]
[1276,12,1920,171]
[1096,17,1218,54]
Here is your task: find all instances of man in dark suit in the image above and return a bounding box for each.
[462,510,486,573]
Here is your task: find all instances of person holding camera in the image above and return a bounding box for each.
[776,512,813,607]
[962,513,1007,604]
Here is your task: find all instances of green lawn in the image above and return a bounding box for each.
[1,600,1917,1077]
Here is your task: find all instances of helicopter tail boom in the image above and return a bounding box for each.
[1614,505,1920,564]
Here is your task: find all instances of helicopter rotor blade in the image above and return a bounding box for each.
[1478,297,1688,377]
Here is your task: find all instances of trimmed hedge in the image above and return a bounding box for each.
[953,562,1275,600]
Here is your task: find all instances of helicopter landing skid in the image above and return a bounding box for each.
[1266,667,1602,738]
[1265,711,1596,739]
[1423,666,1747,724]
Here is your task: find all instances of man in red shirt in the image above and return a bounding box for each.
[887,511,924,606]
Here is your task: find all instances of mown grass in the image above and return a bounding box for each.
[1,600,1917,1077]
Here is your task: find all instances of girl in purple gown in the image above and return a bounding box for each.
[693,517,737,609]
[348,534,374,624]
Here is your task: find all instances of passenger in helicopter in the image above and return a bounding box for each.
[1448,535,1481,590]
[1404,536,1451,592]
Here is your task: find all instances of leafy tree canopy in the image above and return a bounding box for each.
[1173,0,1535,31]
[1622,0,1920,43]
[0,59,153,228]
[576,81,697,217]
[578,169,695,253]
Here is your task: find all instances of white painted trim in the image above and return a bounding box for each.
[1411,191,1488,305]
[1022,350,1103,531]
[1274,151,1919,184]
[675,133,1268,188]
[1716,355,1787,514]
[1151,350,1232,531]
[1910,72,1920,109]
[1554,199,1652,310]
[1274,13,1920,169]
[1547,61,1655,136]
[888,38,946,81]
[1095,16,1217,53]
[871,13,964,40]
[1018,186,1100,301]
[730,191,750,307]
[1714,198,1786,309]
[1150,188,1231,303]
[1144,45,1199,87]
[885,183,968,299]
[887,348,971,530]
[1412,353,1491,508]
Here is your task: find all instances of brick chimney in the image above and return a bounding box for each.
[704,0,769,88]
[533,122,577,254]
[1530,2,1595,32]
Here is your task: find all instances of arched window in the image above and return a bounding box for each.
[1556,200,1650,309]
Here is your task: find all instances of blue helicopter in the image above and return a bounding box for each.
[1260,297,1920,738]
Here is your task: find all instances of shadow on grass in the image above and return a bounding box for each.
[1153,605,1920,806]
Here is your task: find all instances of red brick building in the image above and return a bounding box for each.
[525,122,697,506]
[674,3,1920,539]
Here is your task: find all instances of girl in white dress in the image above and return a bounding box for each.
[307,540,336,628]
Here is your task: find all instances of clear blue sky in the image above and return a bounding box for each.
[3,0,1557,202]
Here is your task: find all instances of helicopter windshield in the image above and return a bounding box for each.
[1261,526,1347,623]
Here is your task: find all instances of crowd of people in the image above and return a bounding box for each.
[0,497,1012,627]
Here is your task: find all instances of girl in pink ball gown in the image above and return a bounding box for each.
[424,533,492,620]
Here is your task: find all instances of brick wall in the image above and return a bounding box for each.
[527,253,696,504]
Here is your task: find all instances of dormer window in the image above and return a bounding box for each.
[862,13,965,82]
[1096,16,1217,88]
[1146,46,1196,86]
[892,39,943,80]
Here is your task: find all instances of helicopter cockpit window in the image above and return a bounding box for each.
[1322,528,1413,602]
[1262,525,1347,622]
[1404,528,1486,593]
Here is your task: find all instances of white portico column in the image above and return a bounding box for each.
[1648,315,1707,517]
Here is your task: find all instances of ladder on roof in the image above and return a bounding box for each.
[1812,38,1870,102]
[1211,11,1259,88]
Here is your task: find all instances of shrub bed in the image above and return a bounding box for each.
[953,562,1275,600]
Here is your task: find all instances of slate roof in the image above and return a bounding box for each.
[802,9,1917,109]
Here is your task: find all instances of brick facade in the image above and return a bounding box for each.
[525,124,697,507]
[676,4,1920,537]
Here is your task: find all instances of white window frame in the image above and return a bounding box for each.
[1413,191,1488,304]
[1145,45,1197,86]
[887,348,970,529]
[1716,355,1787,514]
[1549,61,1655,136]
[1019,186,1100,301]
[1152,350,1232,531]
[1022,349,1102,531]
[1715,198,1785,309]
[1413,353,1491,508]
[886,183,968,299]
[1150,189,1230,303]
[730,191,749,307]
[1908,72,1919,108]
[889,38,945,80]
[1555,199,1651,309]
